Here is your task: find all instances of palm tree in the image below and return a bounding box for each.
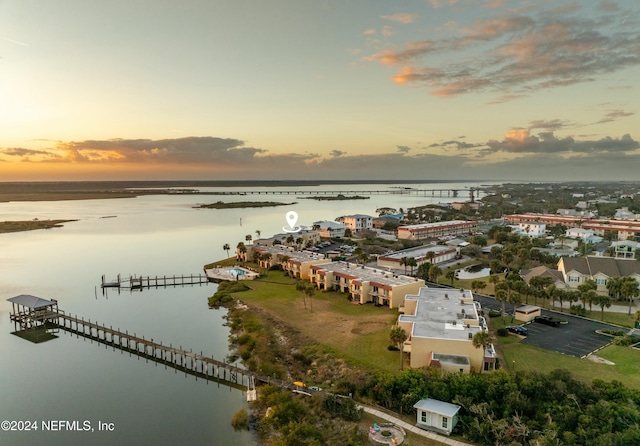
[223,243,231,258]
[425,251,436,265]
[305,286,315,312]
[597,294,611,320]
[295,237,303,249]
[606,276,623,302]
[407,257,418,275]
[245,234,253,243]
[389,326,408,370]
[472,331,492,354]
[428,265,442,283]
[236,242,247,261]
[622,277,640,315]
[446,270,456,286]
[495,284,508,322]
[255,230,261,239]
[584,290,598,313]
[508,291,521,321]
[286,235,295,246]
[296,281,307,309]
[400,257,409,274]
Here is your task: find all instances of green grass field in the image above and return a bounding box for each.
[229,269,402,372]
[221,266,640,388]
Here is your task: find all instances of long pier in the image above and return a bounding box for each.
[101,273,210,290]
[54,313,291,389]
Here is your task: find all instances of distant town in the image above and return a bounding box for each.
[204,181,640,445]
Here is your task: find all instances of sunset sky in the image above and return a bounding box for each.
[1,0,639,181]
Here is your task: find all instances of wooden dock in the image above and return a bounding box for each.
[54,313,291,389]
[101,273,210,290]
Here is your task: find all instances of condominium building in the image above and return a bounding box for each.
[504,213,640,241]
[237,244,331,279]
[397,287,496,373]
[397,220,477,241]
[308,261,424,308]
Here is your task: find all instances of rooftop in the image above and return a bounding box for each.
[399,287,482,341]
[7,294,57,309]
[413,398,461,417]
[311,261,421,287]
[398,220,474,231]
[379,244,455,261]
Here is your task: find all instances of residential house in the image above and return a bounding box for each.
[566,228,595,240]
[314,220,347,238]
[308,261,424,308]
[397,287,496,373]
[341,214,373,232]
[520,265,569,290]
[557,256,640,295]
[414,398,461,436]
[611,240,640,259]
[513,221,546,238]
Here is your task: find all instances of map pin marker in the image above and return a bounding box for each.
[286,211,299,230]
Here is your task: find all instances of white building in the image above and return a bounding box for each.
[314,220,347,238]
[514,221,546,238]
[341,214,373,231]
[566,228,595,241]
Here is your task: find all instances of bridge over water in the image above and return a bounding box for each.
[201,187,487,200]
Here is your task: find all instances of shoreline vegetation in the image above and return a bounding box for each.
[0,219,77,234]
[194,201,295,209]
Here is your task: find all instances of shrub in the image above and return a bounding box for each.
[231,408,249,431]
[570,305,586,316]
[387,345,399,351]
[488,310,501,318]
[497,328,509,337]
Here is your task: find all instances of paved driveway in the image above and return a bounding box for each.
[473,294,616,358]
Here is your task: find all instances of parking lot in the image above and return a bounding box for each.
[474,294,616,358]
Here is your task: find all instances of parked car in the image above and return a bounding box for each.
[506,325,528,336]
[534,315,561,327]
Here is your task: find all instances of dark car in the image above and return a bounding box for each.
[534,315,561,327]
[506,325,528,336]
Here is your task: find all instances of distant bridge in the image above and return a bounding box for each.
[200,187,489,200]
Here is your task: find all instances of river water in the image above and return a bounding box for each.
[0,181,498,445]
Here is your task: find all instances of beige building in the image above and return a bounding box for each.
[309,261,424,308]
[397,287,496,373]
[397,220,477,241]
[237,244,330,279]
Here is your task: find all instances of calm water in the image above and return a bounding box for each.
[0,181,498,445]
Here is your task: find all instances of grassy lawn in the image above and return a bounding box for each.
[230,269,402,372]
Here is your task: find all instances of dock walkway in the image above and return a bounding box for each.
[56,313,291,389]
